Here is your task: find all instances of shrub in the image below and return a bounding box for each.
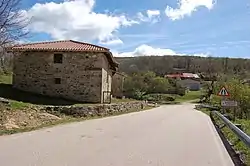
[143,94,175,102]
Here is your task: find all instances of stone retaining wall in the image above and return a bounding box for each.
[43,101,148,118]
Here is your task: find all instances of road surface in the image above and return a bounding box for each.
[0,104,234,166]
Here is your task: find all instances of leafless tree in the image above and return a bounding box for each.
[0,0,29,73]
[0,0,29,47]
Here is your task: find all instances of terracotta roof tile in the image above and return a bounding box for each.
[7,40,119,70]
[9,40,109,52]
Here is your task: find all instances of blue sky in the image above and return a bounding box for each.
[20,0,250,58]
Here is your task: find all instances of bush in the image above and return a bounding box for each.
[123,71,173,99]
[143,94,175,102]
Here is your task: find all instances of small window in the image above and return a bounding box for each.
[54,54,63,63]
[54,78,61,84]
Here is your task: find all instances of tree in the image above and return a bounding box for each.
[0,0,28,73]
[212,78,250,120]
[0,0,29,47]
[123,71,173,99]
[203,55,217,103]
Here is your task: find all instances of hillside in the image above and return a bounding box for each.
[115,55,250,77]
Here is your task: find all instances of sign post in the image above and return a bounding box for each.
[217,86,230,114]
[221,100,237,107]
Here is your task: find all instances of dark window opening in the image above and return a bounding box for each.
[54,54,63,63]
[54,78,61,84]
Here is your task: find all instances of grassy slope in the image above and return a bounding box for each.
[176,91,201,102]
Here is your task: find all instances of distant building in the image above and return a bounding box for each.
[165,73,200,80]
[177,79,201,91]
[7,40,118,103]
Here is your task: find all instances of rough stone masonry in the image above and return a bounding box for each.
[12,51,113,103]
[44,101,148,118]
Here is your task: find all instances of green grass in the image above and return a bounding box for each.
[176,91,202,102]
[199,108,211,115]
[111,98,136,103]
[211,94,222,105]
[212,116,250,165]
[10,101,31,109]
[0,74,12,84]
[0,105,156,136]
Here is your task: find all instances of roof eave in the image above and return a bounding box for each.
[8,48,109,52]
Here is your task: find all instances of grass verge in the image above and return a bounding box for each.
[0,105,156,136]
[176,91,201,102]
[198,108,211,115]
[212,115,250,165]
[0,74,12,84]
[111,98,137,103]
[10,101,31,109]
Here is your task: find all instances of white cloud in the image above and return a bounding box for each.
[137,10,161,23]
[23,0,139,44]
[99,37,123,45]
[114,44,177,57]
[193,53,208,57]
[165,0,216,20]
[113,44,209,57]
[147,10,160,18]
[133,44,176,56]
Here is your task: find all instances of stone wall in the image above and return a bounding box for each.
[111,72,125,98]
[101,68,112,103]
[44,101,147,118]
[13,51,113,103]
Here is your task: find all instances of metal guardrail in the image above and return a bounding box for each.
[196,103,250,164]
[211,111,250,149]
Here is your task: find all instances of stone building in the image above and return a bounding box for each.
[111,72,126,98]
[8,40,118,103]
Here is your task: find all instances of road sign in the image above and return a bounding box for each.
[218,86,230,96]
[221,100,237,107]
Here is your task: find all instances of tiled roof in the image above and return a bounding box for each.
[182,73,195,78]
[166,73,200,79]
[8,40,110,52]
[7,40,118,70]
[165,74,183,78]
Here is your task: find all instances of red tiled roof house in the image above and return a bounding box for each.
[7,40,118,103]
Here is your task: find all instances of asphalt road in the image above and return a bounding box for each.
[0,104,234,166]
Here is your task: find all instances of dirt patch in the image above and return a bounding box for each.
[0,103,62,130]
[0,99,153,135]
